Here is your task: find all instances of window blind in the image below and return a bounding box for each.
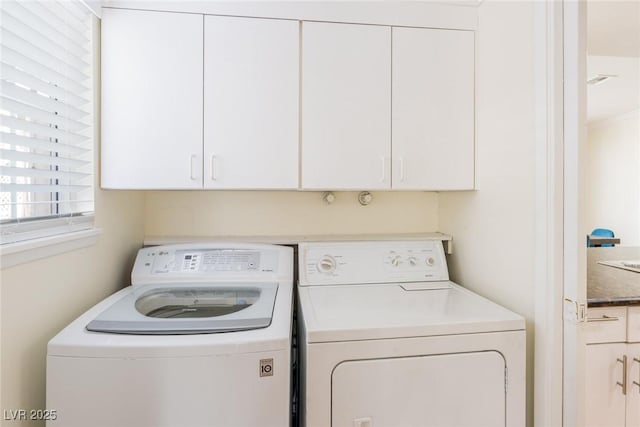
[0,0,95,245]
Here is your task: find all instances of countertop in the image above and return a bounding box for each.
[587,246,640,307]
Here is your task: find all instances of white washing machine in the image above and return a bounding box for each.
[47,243,293,427]
[297,240,526,427]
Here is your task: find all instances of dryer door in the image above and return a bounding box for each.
[332,351,506,427]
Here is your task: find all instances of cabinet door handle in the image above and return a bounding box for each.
[210,154,217,181]
[379,156,386,183]
[633,357,640,393]
[190,154,198,181]
[399,157,405,182]
[587,315,619,322]
[617,355,627,395]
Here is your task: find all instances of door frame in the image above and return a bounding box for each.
[534,1,588,426]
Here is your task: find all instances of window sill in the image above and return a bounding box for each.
[1,228,103,269]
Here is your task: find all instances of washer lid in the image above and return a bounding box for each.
[298,281,525,343]
[86,282,277,335]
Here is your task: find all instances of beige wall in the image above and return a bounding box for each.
[0,190,145,427]
[586,112,640,246]
[0,16,146,425]
[438,1,536,426]
[145,191,439,237]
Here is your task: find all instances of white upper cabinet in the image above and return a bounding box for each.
[392,27,475,190]
[101,8,476,191]
[204,16,299,189]
[301,22,474,191]
[301,22,391,190]
[101,9,204,189]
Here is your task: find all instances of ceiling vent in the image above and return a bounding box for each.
[587,74,618,85]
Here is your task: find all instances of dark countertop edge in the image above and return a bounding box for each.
[588,298,640,308]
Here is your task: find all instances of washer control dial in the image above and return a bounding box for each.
[407,256,417,266]
[317,255,337,274]
[426,257,435,266]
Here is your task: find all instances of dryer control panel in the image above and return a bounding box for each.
[299,240,449,286]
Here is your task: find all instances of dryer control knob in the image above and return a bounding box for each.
[407,257,417,266]
[317,256,337,274]
[426,257,435,266]
[391,255,402,267]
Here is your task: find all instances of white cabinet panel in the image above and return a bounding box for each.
[101,9,203,189]
[392,27,474,190]
[301,22,391,190]
[586,309,640,427]
[586,343,627,427]
[332,352,505,427]
[628,307,640,343]
[630,311,640,427]
[204,16,299,189]
[587,306,628,344]
[629,343,640,427]
[101,13,476,191]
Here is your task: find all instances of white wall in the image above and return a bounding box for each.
[586,111,640,245]
[145,191,439,237]
[438,1,536,426]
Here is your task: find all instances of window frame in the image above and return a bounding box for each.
[0,2,101,268]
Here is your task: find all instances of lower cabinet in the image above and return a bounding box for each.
[628,343,640,427]
[586,307,640,427]
[586,343,629,427]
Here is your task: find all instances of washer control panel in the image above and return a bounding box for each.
[299,240,449,286]
[150,249,267,274]
[172,249,261,273]
[131,245,283,285]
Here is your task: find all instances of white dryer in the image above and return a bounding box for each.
[47,243,293,427]
[297,240,526,427]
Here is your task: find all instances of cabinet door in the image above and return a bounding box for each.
[101,9,203,189]
[628,307,640,342]
[392,27,474,190]
[628,343,640,427]
[301,22,391,190]
[585,344,627,427]
[204,17,299,189]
